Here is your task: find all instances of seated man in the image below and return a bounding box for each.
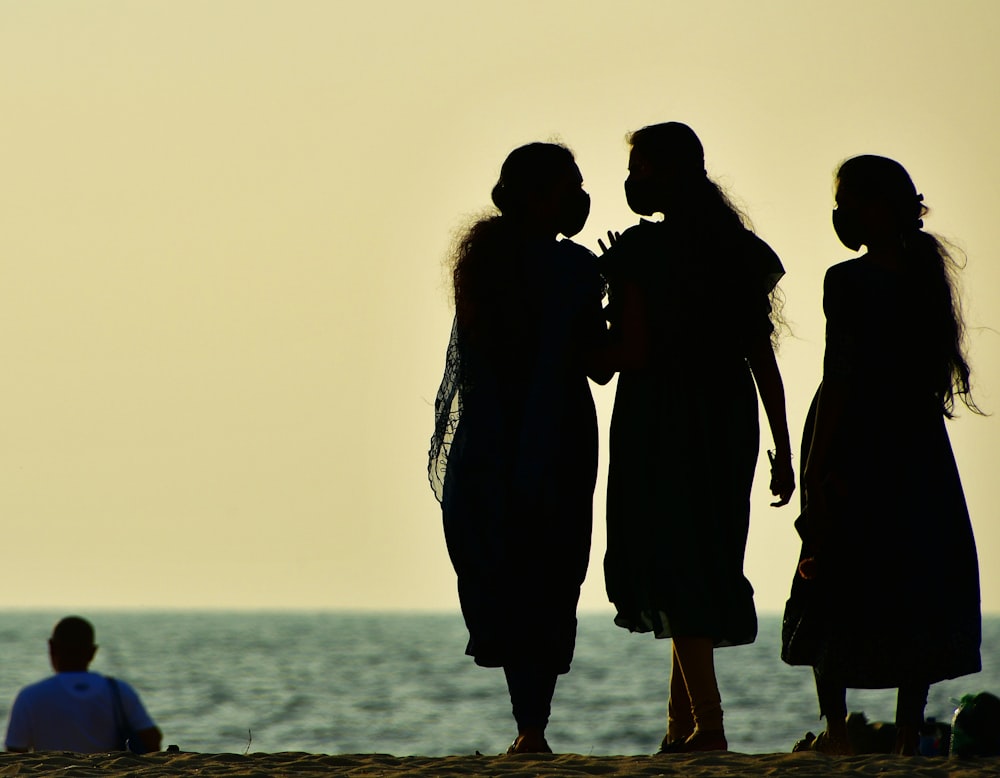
[5,616,162,753]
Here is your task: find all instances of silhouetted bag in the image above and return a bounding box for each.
[951,692,1000,757]
[106,676,146,754]
[781,511,825,666]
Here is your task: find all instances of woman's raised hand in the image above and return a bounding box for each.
[597,230,620,254]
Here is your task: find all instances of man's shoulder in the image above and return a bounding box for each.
[105,675,144,700]
[18,672,108,701]
[14,675,59,698]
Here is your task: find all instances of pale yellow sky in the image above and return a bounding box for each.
[1,1,997,614]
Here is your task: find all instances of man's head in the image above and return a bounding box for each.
[48,616,97,672]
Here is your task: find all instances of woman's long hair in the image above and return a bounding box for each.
[836,154,979,417]
[628,122,750,233]
[452,142,577,349]
[429,143,578,499]
[627,122,787,340]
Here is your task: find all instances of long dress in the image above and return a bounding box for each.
[429,238,607,673]
[781,257,981,688]
[601,217,784,646]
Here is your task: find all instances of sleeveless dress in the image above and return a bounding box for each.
[781,257,981,687]
[429,238,607,672]
[601,218,783,646]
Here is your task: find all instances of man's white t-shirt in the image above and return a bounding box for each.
[5,672,156,753]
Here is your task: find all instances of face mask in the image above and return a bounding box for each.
[560,189,590,238]
[625,176,659,217]
[832,208,864,251]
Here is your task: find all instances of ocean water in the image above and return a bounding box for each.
[0,611,996,756]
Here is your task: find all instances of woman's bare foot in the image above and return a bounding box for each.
[657,728,695,754]
[809,729,854,755]
[505,730,552,754]
[657,729,727,753]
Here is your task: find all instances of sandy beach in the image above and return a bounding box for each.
[1,751,999,777]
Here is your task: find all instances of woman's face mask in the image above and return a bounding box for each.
[832,206,864,251]
[558,188,589,238]
[625,175,659,217]
[557,170,590,238]
[832,182,869,251]
[624,147,661,216]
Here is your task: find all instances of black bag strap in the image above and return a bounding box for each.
[105,676,131,749]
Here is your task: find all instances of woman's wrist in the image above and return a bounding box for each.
[772,443,792,458]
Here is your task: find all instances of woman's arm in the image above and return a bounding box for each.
[801,265,853,542]
[799,375,848,550]
[802,375,847,496]
[584,296,616,384]
[747,335,795,506]
[587,279,649,378]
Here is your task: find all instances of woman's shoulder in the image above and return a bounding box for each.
[553,237,597,263]
[616,219,663,250]
[598,220,663,280]
[734,228,778,260]
[549,239,605,294]
[825,256,872,287]
[827,256,864,274]
[733,229,784,289]
[551,238,600,279]
[710,227,784,293]
[826,256,906,306]
[823,257,885,312]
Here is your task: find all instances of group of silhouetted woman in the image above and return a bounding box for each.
[427,123,982,757]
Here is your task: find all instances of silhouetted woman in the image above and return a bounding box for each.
[599,122,795,753]
[428,142,611,754]
[782,155,981,755]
